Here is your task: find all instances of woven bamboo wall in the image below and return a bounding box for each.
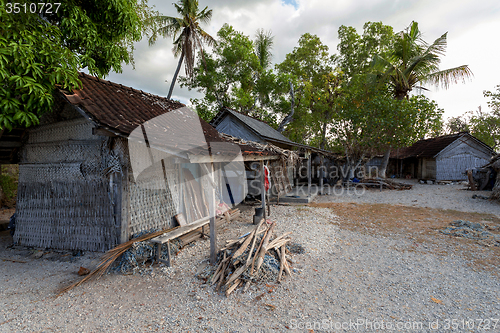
[127,156,179,234]
[14,118,120,252]
[268,159,292,196]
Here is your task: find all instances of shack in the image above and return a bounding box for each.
[210,107,335,198]
[385,132,495,181]
[5,73,278,252]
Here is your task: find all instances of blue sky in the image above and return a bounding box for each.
[107,0,500,120]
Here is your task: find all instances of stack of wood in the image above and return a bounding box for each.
[210,219,292,296]
[177,209,240,247]
[358,178,413,190]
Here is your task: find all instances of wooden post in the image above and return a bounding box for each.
[178,163,184,216]
[307,150,311,197]
[319,155,324,195]
[467,169,477,191]
[260,160,266,221]
[209,162,217,264]
[166,240,171,266]
[123,167,131,243]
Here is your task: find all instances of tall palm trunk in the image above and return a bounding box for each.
[167,51,185,100]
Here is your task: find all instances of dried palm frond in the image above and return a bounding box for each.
[57,227,178,296]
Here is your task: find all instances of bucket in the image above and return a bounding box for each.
[253,207,264,225]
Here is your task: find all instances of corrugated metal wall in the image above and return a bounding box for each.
[436,137,492,180]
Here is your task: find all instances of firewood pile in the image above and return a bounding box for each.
[201,219,293,296]
[358,178,413,190]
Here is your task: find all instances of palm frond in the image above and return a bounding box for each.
[255,29,274,70]
[425,32,448,57]
[424,65,473,89]
[148,0,214,81]
[196,6,213,25]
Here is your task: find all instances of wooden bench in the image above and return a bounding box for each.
[150,209,240,267]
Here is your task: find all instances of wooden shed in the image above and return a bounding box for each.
[210,107,335,196]
[391,132,495,181]
[7,73,277,252]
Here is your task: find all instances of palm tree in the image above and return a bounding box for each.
[374,21,473,177]
[375,21,473,100]
[252,29,274,113]
[254,29,274,70]
[148,0,215,99]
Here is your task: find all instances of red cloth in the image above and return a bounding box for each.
[264,166,270,192]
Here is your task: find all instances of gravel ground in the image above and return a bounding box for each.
[1,185,499,332]
[317,179,500,217]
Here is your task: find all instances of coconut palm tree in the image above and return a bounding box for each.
[374,21,473,177]
[374,21,473,100]
[148,0,215,99]
[254,29,274,70]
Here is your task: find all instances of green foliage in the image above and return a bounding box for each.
[469,85,500,150]
[254,29,274,70]
[0,0,153,130]
[337,22,395,79]
[181,24,274,121]
[332,77,443,165]
[371,21,473,100]
[445,115,469,133]
[276,33,337,148]
[442,85,500,151]
[484,84,500,113]
[148,0,214,95]
[0,167,18,201]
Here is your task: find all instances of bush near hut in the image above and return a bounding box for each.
[0,165,19,207]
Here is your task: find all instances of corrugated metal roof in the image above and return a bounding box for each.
[212,107,333,154]
[392,132,494,159]
[217,108,296,145]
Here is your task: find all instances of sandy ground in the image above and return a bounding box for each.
[1,184,499,332]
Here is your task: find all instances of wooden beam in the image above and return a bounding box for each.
[209,162,217,265]
[188,153,278,164]
[260,160,266,221]
[0,141,22,148]
[319,154,324,195]
[307,150,311,197]
[92,127,118,137]
[151,216,211,244]
[243,155,279,162]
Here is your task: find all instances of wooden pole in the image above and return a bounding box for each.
[307,150,311,197]
[209,162,217,264]
[260,160,266,221]
[319,154,324,195]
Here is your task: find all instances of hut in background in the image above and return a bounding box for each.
[210,107,336,197]
[370,133,495,181]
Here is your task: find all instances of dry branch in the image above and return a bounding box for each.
[205,220,293,296]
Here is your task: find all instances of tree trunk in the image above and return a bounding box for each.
[167,51,185,100]
[319,121,327,150]
[277,81,295,133]
[379,148,391,178]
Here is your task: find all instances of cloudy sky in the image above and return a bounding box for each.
[107,0,500,120]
